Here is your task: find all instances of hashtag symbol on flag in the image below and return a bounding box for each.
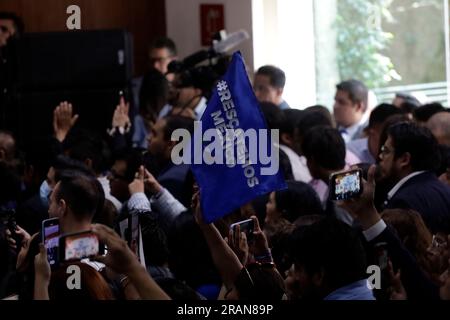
[217,80,228,92]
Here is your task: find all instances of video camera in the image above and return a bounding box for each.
[167,29,249,98]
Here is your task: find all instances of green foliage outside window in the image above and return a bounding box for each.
[335,0,401,88]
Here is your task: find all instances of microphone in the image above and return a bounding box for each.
[213,29,250,54]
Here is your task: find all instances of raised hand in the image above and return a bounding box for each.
[53,101,79,142]
[6,224,30,250]
[143,168,163,195]
[227,225,249,265]
[249,215,271,259]
[112,97,131,130]
[34,244,51,284]
[386,260,407,300]
[337,165,381,230]
[128,166,145,195]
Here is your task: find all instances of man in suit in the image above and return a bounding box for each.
[147,115,194,207]
[338,165,440,300]
[333,79,368,143]
[253,65,290,110]
[378,122,450,234]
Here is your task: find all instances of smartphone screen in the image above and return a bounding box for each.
[42,218,59,266]
[330,169,363,201]
[61,232,102,262]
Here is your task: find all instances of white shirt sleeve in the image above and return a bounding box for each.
[362,219,387,242]
[151,188,186,223]
[128,192,151,211]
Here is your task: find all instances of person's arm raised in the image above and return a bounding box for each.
[53,101,79,142]
[337,165,381,230]
[92,224,170,300]
[192,192,243,289]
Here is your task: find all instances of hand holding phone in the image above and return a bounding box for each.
[230,218,255,242]
[329,168,363,201]
[59,230,105,262]
[42,218,59,266]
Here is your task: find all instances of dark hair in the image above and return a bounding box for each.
[279,148,294,180]
[0,12,24,38]
[377,114,412,160]
[304,105,335,128]
[395,92,421,108]
[289,217,368,293]
[52,155,95,182]
[274,181,323,222]
[49,262,114,300]
[381,209,433,277]
[150,37,177,56]
[336,79,369,112]
[368,103,404,128]
[63,130,111,174]
[400,101,420,114]
[295,110,333,139]
[281,109,304,135]
[139,68,169,123]
[111,148,143,183]
[259,102,285,130]
[55,175,101,220]
[163,115,195,141]
[302,126,346,170]
[234,264,285,300]
[388,122,441,172]
[413,103,445,123]
[256,65,286,89]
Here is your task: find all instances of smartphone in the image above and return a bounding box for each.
[230,218,255,241]
[329,168,363,201]
[59,230,105,262]
[41,218,59,267]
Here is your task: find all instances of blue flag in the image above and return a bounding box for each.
[190,52,287,223]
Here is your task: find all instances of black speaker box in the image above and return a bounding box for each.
[17,30,133,90]
[2,30,134,145]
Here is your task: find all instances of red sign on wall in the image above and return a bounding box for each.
[200,4,225,46]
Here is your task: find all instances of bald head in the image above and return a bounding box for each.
[426,112,450,146]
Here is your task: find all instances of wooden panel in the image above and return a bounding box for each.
[0,0,166,75]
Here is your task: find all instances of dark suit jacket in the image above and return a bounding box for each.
[158,163,192,208]
[385,171,450,234]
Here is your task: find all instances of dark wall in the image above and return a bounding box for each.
[0,0,167,76]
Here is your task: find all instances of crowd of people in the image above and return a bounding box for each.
[1,12,450,301]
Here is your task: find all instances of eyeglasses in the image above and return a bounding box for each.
[379,145,393,158]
